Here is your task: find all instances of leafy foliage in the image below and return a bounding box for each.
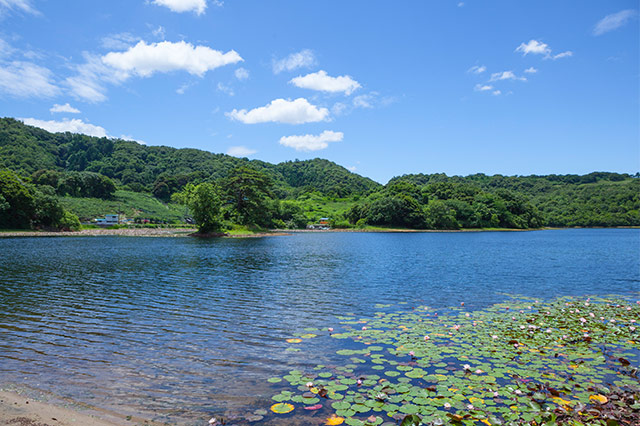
[173,182,223,234]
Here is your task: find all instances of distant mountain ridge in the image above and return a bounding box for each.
[0,117,380,198]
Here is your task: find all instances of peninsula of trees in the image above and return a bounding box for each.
[0,117,638,232]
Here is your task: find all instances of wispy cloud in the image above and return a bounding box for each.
[593,9,637,36]
[279,130,343,152]
[524,67,538,74]
[50,103,80,114]
[0,61,60,98]
[515,39,572,60]
[272,49,316,74]
[474,84,494,92]
[227,146,257,157]
[216,81,234,96]
[234,67,249,80]
[489,71,526,82]
[468,65,486,74]
[21,118,108,137]
[101,32,139,50]
[0,0,38,16]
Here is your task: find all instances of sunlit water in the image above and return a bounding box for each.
[0,229,638,424]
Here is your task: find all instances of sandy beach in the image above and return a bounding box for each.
[0,389,162,426]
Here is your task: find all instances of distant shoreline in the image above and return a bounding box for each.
[0,226,637,239]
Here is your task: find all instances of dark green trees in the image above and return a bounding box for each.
[173,183,223,234]
[0,169,80,230]
[223,166,274,226]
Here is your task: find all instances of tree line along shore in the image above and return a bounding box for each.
[1,117,638,234]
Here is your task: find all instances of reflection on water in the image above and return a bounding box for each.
[0,229,638,423]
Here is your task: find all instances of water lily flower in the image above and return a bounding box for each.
[361,326,367,330]
[589,313,595,317]
[409,351,415,356]
[627,307,632,311]
[575,309,580,313]
[453,325,460,331]
[467,404,474,410]
[562,335,567,339]
[512,317,516,320]
[520,325,525,329]
[493,391,499,397]
[357,379,362,386]
[585,302,589,307]
[546,329,552,333]
[463,364,471,370]
[527,306,532,309]
[209,418,217,425]
[475,369,483,374]
[584,333,590,338]
[515,390,522,395]
[630,327,636,332]
[444,402,451,409]
[465,313,470,317]
[492,335,498,339]
[306,382,314,388]
[461,302,465,306]
[610,319,616,323]
[375,393,387,401]
[579,318,587,323]
[328,327,334,332]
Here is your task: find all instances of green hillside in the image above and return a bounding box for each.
[1,117,638,230]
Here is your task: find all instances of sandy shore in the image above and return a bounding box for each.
[0,228,292,239]
[0,390,162,426]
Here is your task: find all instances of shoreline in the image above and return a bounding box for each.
[0,226,637,238]
[0,388,161,426]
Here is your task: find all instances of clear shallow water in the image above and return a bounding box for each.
[0,229,638,423]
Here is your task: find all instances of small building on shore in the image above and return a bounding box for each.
[95,214,119,226]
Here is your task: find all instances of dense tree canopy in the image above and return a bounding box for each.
[1,117,637,230]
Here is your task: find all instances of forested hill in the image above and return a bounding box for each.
[0,117,380,198]
[1,116,638,230]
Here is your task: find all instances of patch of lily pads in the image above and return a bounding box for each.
[260,296,639,425]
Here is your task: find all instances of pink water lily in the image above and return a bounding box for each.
[444,402,451,409]
[630,327,636,332]
[328,327,334,332]
[306,381,314,388]
[424,335,430,341]
[409,351,415,356]
[361,326,367,330]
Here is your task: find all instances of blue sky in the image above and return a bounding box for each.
[0,0,638,183]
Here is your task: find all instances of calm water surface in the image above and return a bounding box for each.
[0,229,638,423]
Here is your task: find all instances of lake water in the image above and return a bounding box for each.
[0,229,638,424]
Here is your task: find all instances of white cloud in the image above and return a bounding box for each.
[21,118,108,137]
[474,84,493,92]
[234,67,249,80]
[152,0,207,15]
[217,81,234,96]
[515,39,572,60]
[279,130,343,152]
[552,51,573,60]
[515,40,551,56]
[102,40,242,78]
[524,67,538,74]
[272,49,316,74]
[468,65,486,74]
[593,9,637,36]
[347,165,357,172]
[290,70,361,95]
[227,146,257,157]
[120,134,146,145]
[489,70,526,82]
[176,82,193,94]
[0,0,37,15]
[0,61,59,98]
[50,103,80,114]
[226,98,329,124]
[492,90,501,96]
